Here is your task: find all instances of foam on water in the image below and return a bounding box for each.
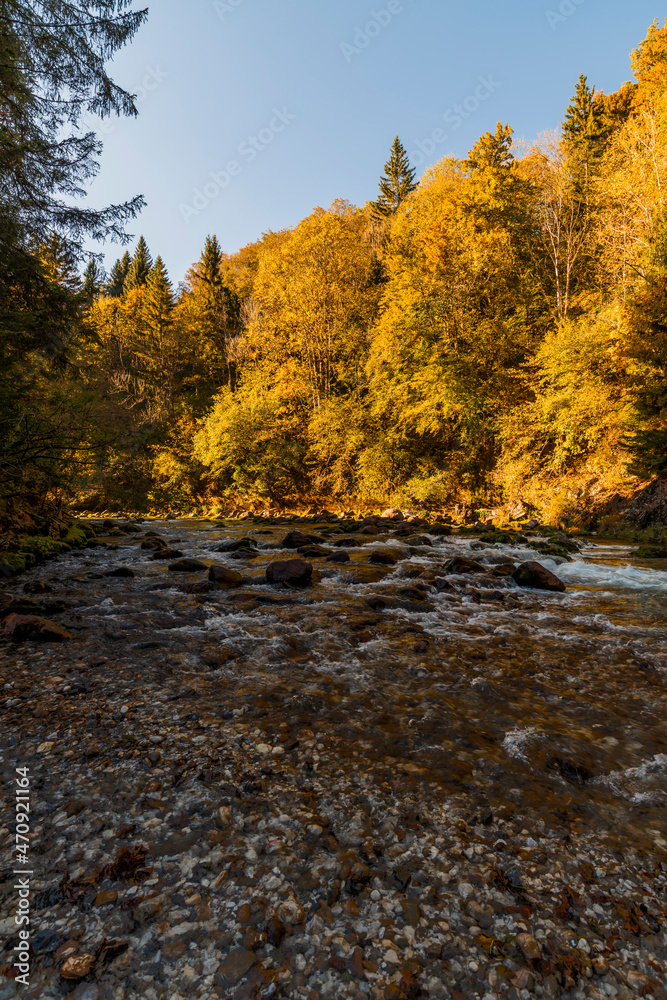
[502,726,540,763]
[596,753,667,805]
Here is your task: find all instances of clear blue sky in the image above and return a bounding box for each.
[86,0,664,281]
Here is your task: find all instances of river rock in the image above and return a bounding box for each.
[151,548,183,560]
[141,538,166,550]
[208,565,243,587]
[370,549,399,566]
[216,537,257,553]
[281,530,312,549]
[168,558,208,573]
[326,551,350,563]
[381,508,405,521]
[429,523,453,536]
[512,560,566,592]
[405,534,432,546]
[105,566,135,578]
[445,556,487,574]
[1,614,72,642]
[216,947,258,985]
[297,544,333,558]
[266,559,313,586]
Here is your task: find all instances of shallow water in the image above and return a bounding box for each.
[8,520,667,853]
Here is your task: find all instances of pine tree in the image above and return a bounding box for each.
[372,137,418,217]
[189,234,240,388]
[562,74,606,184]
[106,251,132,297]
[468,122,514,172]
[0,1,147,252]
[125,236,153,290]
[83,259,105,302]
[141,256,176,413]
[143,256,174,329]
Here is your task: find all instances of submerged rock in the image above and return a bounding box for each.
[208,565,243,587]
[512,560,566,592]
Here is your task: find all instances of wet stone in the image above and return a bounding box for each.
[169,558,208,573]
[266,558,313,585]
[513,560,566,592]
[216,947,258,984]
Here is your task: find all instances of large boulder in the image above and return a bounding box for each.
[266,559,313,586]
[512,561,566,592]
[208,565,244,587]
[2,614,72,642]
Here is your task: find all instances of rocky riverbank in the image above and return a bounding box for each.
[0,515,665,1000]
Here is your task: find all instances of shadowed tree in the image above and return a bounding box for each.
[125,236,153,291]
[106,251,132,297]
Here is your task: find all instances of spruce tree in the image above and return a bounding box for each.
[468,122,514,172]
[0,1,147,252]
[83,259,106,302]
[143,256,174,335]
[562,74,605,183]
[106,251,132,297]
[372,137,418,217]
[125,236,153,290]
[192,234,239,387]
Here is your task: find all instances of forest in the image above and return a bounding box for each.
[3,14,667,525]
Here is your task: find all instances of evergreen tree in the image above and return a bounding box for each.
[39,233,82,292]
[106,251,132,297]
[624,271,667,476]
[83,259,106,302]
[141,256,176,413]
[125,236,153,290]
[562,75,606,186]
[468,122,514,172]
[188,234,240,388]
[371,137,418,217]
[0,1,147,252]
[143,256,174,338]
